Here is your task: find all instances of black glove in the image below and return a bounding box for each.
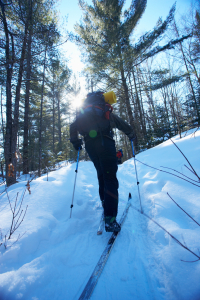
[128,132,136,141]
[73,139,83,151]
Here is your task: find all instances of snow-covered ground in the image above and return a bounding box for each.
[0,128,200,300]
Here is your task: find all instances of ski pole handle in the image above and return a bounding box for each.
[131,140,135,157]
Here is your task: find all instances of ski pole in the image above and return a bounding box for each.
[70,148,80,218]
[131,140,143,213]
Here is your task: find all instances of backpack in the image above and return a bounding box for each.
[76,91,113,138]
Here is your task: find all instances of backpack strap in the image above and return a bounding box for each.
[105,104,113,120]
[84,104,105,112]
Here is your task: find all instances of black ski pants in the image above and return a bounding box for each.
[85,136,119,217]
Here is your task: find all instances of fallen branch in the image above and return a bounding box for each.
[170,139,200,181]
[131,205,200,262]
[167,193,200,227]
[184,164,198,178]
[136,159,200,188]
[160,166,200,184]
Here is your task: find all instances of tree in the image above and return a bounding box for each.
[0,0,63,184]
[23,0,33,174]
[22,1,63,175]
[47,57,71,155]
[0,0,32,185]
[74,0,191,151]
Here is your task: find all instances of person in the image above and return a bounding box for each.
[70,91,135,232]
[116,149,123,165]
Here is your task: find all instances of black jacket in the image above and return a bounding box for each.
[70,112,135,144]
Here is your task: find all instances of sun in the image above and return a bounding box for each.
[71,91,87,108]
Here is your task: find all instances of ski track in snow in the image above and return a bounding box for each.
[0,129,200,300]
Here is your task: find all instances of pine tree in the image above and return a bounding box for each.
[0,0,62,184]
[75,0,191,150]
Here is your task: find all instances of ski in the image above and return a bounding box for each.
[97,211,104,235]
[78,193,132,300]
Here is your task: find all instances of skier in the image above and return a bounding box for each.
[70,91,135,232]
[116,149,123,165]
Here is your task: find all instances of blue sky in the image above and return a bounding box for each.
[58,0,192,33]
[57,0,193,91]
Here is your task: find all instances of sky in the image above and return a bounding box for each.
[57,0,193,77]
[0,127,200,299]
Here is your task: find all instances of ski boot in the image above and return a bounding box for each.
[105,216,121,232]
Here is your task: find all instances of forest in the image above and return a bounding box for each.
[0,0,199,187]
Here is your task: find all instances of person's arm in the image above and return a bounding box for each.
[70,120,78,142]
[110,113,135,140]
[70,120,82,150]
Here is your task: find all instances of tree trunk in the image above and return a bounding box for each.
[1,86,4,142]
[38,45,47,177]
[160,87,172,137]
[132,67,146,138]
[174,21,200,124]
[52,68,55,154]
[10,21,29,185]
[120,62,135,125]
[57,92,62,151]
[137,68,147,136]
[23,8,32,174]
[1,1,14,186]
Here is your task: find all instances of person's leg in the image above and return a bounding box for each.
[98,139,121,231]
[98,138,118,217]
[98,173,104,207]
[85,140,104,206]
[86,137,120,232]
[86,137,118,217]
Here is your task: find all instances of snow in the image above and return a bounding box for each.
[0,128,200,300]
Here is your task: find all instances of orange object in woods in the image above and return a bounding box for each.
[8,163,14,177]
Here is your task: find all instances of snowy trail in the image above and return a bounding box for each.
[75,174,170,300]
[98,206,164,300]
[0,129,200,300]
